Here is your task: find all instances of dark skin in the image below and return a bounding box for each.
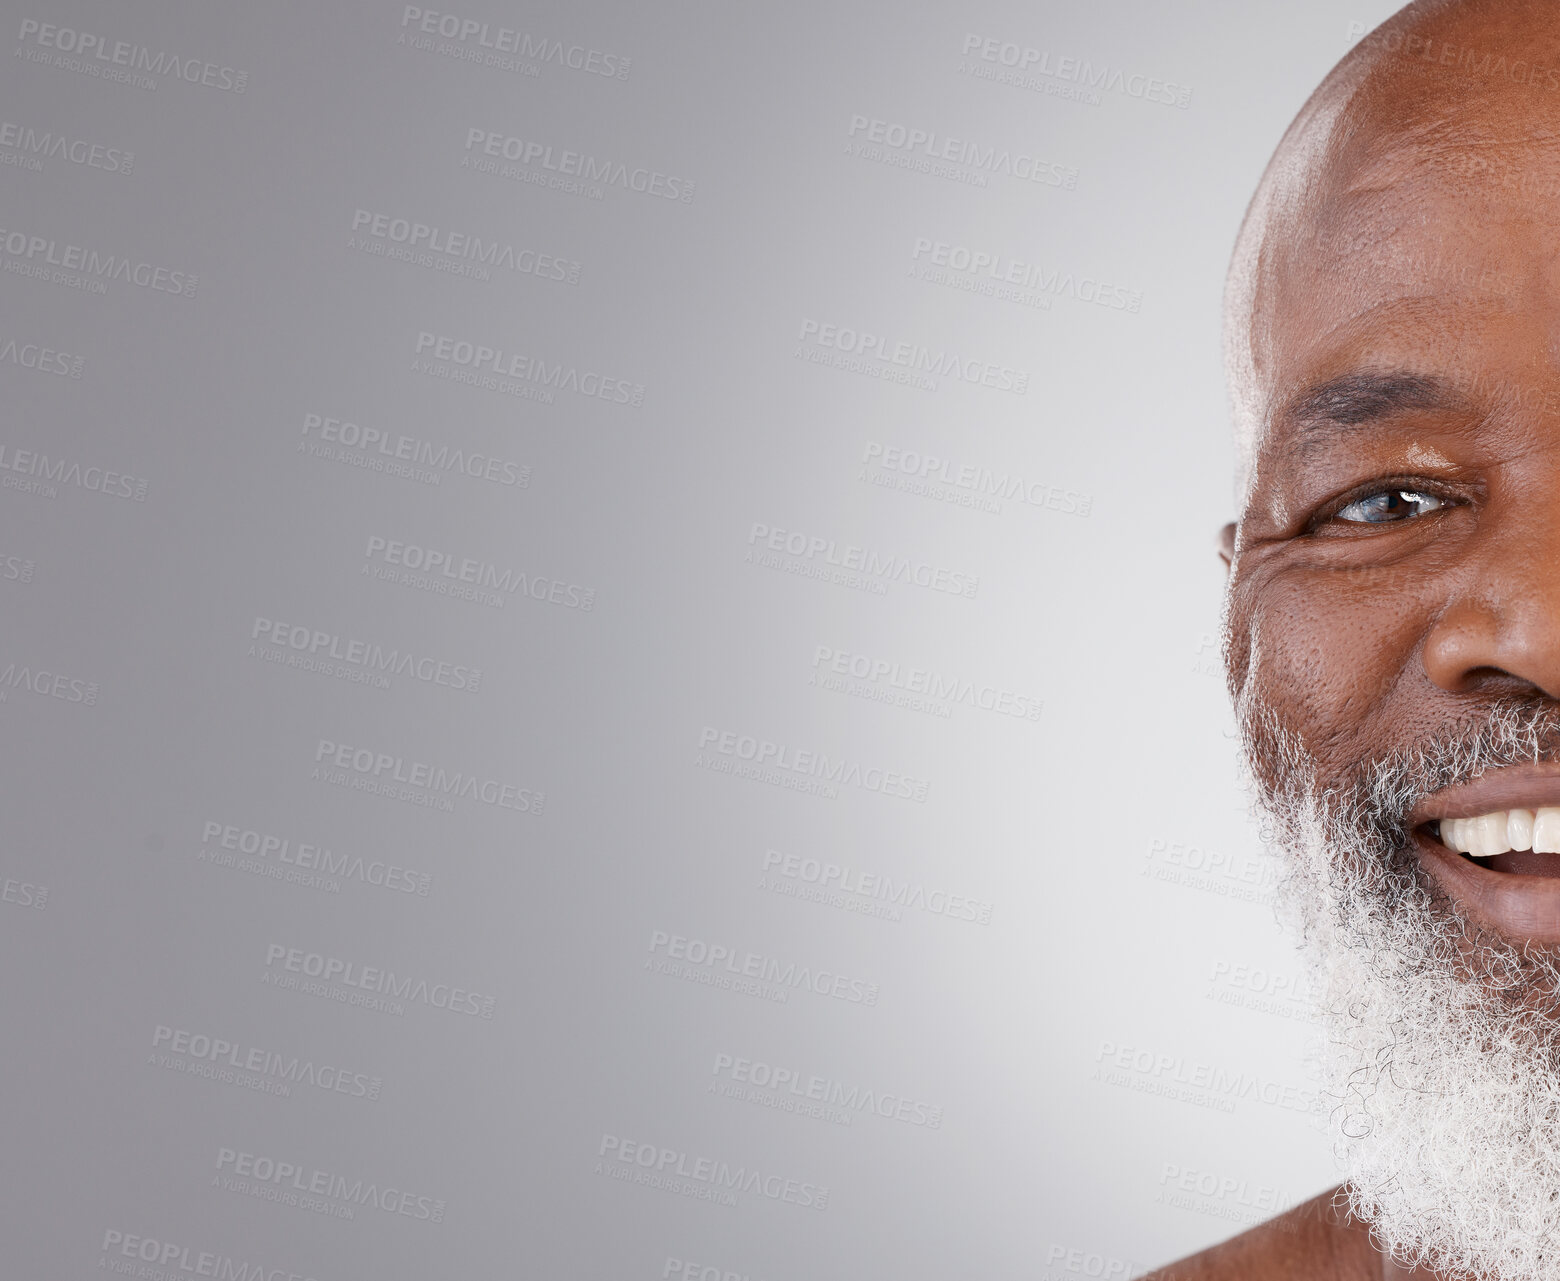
[1152,1,1560,1275]
[1143,1191,1381,1279]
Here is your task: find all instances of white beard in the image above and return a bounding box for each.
[1238,697,1560,1281]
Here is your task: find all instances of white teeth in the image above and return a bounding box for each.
[1475,812,1510,857]
[1438,807,1560,856]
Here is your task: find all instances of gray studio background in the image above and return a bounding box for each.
[0,2,1401,1276]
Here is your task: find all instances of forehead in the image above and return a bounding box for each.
[1251,94,1560,456]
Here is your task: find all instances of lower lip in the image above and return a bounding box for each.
[1414,826,1560,941]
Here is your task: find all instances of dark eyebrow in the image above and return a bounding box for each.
[1277,371,1471,446]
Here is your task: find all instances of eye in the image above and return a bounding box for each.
[1333,488,1448,524]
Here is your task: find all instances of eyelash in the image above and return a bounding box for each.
[1307,477,1462,533]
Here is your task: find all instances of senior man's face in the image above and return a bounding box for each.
[1223,87,1560,1277]
[1230,130,1560,939]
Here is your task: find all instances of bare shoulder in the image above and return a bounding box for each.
[1141,1186,1380,1281]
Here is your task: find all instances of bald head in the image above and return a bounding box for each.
[1226,0,1560,507]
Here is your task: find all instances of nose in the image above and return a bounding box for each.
[1422,500,1560,700]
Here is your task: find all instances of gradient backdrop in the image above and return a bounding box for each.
[0,1,1403,1276]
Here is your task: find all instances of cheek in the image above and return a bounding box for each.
[1236,567,1432,765]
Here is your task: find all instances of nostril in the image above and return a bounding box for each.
[1460,667,1539,696]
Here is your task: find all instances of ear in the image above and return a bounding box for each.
[1217,522,1236,569]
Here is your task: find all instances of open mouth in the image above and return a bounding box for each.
[1425,810,1560,878]
[1405,772,1560,934]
